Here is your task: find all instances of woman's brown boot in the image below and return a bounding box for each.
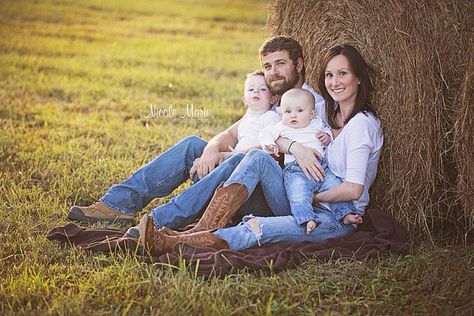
[183,183,248,234]
[138,214,229,256]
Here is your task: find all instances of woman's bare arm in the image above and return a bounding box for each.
[313,181,364,203]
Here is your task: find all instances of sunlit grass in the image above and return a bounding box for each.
[1,0,472,314]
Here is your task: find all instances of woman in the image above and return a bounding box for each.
[138,44,383,254]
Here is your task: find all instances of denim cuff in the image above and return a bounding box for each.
[334,207,364,223]
[99,197,135,216]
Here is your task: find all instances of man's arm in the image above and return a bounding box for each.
[190,119,240,179]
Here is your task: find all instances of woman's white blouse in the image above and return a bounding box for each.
[327,112,383,213]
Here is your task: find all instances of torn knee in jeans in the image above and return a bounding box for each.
[242,215,263,246]
[247,218,261,235]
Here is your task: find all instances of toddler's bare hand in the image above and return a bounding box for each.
[264,144,279,157]
[316,131,331,146]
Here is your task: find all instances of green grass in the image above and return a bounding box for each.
[1,0,473,314]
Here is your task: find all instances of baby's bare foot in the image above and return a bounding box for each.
[343,213,363,225]
[306,220,318,234]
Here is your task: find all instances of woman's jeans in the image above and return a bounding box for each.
[213,149,356,250]
[99,136,271,229]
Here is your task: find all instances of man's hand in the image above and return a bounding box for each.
[189,146,224,180]
[291,142,324,181]
[263,144,279,156]
[316,131,331,146]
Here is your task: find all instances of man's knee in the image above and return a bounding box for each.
[225,153,245,166]
[180,135,207,151]
[246,149,270,161]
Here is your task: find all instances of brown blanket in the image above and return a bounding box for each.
[47,207,410,277]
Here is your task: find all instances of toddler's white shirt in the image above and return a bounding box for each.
[259,117,331,165]
[234,110,281,153]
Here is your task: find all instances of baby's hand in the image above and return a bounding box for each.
[316,131,331,146]
[263,144,279,157]
[306,220,318,234]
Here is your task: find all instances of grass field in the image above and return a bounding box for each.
[1,0,473,314]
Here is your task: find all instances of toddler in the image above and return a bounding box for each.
[221,70,280,158]
[259,88,362,233]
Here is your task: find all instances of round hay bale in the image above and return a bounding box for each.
[267,0,473,240]
[454,36,474,234]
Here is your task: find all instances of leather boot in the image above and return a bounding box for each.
[138,214,229,256]
[183,183,248,234]
[68,201,134,224]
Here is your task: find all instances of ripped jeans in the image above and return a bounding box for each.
[213,207,355,251]
[212,149,356,251]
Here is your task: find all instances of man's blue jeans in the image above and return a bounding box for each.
[213,149,356,250]
[284,161,357,225]
[100,136,271,229]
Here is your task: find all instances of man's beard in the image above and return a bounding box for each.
[268,66,299,95]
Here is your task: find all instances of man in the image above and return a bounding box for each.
[68,36,325,230]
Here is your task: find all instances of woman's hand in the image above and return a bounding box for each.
[290,142,324,181]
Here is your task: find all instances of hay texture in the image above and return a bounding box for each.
[454,36,474,232]
[267,0,473,239]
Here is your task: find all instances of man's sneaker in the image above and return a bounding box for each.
[68,202,134,224]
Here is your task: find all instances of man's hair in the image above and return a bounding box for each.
[259,36,305,81]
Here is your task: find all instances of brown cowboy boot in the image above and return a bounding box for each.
[138,214,229,256]
[182,183,248,234]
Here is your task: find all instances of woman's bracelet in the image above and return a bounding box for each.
[288,141,296,154]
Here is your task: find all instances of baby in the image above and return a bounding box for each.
[221,70,280,158]
[259,88,361,233]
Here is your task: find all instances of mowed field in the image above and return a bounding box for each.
[0,0,473,315]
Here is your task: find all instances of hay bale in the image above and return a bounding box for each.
[267,0,473,239]
[454,36,474,232]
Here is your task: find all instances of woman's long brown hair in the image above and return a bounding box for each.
[317,44,377,129]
